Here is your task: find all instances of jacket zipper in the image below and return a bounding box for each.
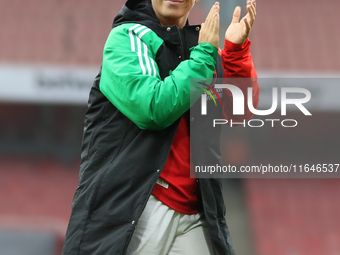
[177,28,185,60]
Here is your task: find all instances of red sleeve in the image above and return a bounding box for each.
[220,38,260,123]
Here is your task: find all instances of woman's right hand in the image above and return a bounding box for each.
[198,2,220,49]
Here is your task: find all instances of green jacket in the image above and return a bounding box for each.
[100,22,217,130]
[61,1,254,254]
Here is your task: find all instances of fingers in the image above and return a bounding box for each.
[253,0,257,16]
[244,18,251,36]
[204,2,219,32]
[242,1,255,40]
[213,12,220,34]
[246,0,256,25]
[198,2,220,48]
[205,2,219,27]
[231,6,241,24]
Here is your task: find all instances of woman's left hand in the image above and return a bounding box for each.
[225,0,256,44]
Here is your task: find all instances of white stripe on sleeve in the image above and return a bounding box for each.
[143,43,152,76]
[130,25,156,76]
[139,28,151,39]
[136,36,146,75]
[129,24,141,52]
[135,25,146,34]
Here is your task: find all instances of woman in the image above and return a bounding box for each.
[62,0,259,254]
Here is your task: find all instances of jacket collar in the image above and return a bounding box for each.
[113,0,200,49]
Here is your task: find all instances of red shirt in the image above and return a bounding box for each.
[152,111,199,215]
[152,39,259,215]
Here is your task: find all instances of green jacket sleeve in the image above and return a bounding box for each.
[99,23,218,130]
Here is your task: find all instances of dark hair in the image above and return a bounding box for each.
[126,0,151,10]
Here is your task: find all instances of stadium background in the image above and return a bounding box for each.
[0,0,340,254]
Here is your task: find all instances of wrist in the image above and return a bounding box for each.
[194,43,218,61]
[224,38,251,52]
